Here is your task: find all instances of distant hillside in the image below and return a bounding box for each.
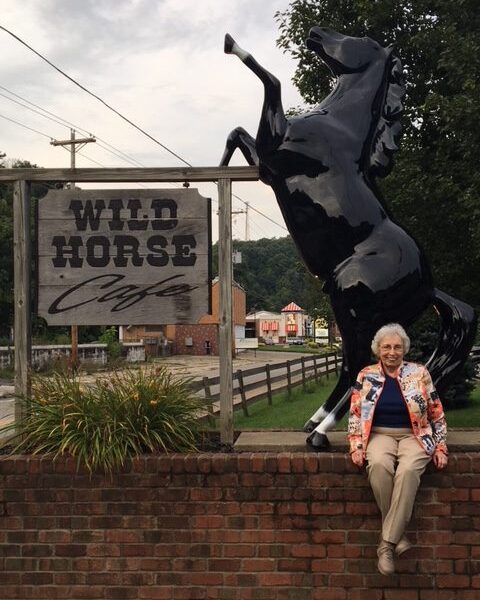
[212,236,330,315]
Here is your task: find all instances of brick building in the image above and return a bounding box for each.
[119,278,246,356]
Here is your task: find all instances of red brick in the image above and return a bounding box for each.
[384,592,419,600]
[310,503,344,515]
[311,558,344,572]
[257,544,289,558]
[223,544,255,557]
[345,502,378,515]
[189,573,224,586]
[436,488,469,502]
[420,592,462,600]
[208,558,242,571]
[189,488,222,501]
[436,545,469,559]
[290,545,326,558]
[257,572,299,586]
[241,559,275,572]
[241,502,274,515]
[277,502,309,516]
[104,588,138,599]
[437,575,471,588]
[453,531,480,545]
[70,586,106,599]
[398,574,434,587]
[328,574,364,588]
[453,503,480,516]
[418,559,453,574]
[240,473,274,487]
[105,530,143,544]
[453,474,480,488]
[138,589,173,599]
[416,503,451,516]
[313,589,347,600]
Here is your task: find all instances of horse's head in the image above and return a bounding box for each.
[306,27,390,75]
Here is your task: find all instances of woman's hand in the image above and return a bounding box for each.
[433,452,448,470]
[350,449,364,468]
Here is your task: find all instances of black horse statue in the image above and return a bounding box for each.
[220,27,477,450]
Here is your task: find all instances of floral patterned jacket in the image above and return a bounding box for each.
[348,361,448,457]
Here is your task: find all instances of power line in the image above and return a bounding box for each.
[0,112,52,140]
[0,24,191,166]
[0,84,145,167]
[0,26,288,233]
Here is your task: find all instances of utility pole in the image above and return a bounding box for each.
[50,129,96,368]
[244,202,250,241]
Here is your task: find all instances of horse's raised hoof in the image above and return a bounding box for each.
[306,432,331,452]
[224,33,235,54]
[303,419,319,433]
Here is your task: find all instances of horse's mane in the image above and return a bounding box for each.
[368,53,405,179]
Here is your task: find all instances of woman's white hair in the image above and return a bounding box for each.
[371,323,410,357]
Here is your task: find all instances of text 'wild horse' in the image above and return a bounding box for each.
[220,27,477,450]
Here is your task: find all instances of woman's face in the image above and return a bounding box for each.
[378,334,404,371]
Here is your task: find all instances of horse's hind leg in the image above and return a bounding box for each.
[306,333,373,451]
[220,127,258,167]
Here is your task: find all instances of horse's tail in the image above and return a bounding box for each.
[426,288,477,395]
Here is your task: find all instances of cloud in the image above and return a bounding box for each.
[0,0,306,240]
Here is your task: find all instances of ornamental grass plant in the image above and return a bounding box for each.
[1,366,204,474]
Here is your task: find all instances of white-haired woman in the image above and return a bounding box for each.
[348,323,448,576]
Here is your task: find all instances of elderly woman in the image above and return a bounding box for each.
[348,323,448,576]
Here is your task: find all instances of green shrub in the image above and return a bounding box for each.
[1,367,204,474]
[99,327,123,362]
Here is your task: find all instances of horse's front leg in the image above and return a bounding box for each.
[220,127,259,167]
[224,34,286,150]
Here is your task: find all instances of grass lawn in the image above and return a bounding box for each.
[444,384,480,427]
[233,377,339,429]
[233,377,480,430]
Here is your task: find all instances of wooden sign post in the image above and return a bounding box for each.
[1,166,259,448]
[13,180,31,426]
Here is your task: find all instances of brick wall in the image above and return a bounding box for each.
[174,323,218,355]
[0,452,479,599]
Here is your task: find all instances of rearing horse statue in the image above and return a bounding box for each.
[220,27,477,450]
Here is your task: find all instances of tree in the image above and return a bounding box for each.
[0,157,103,344]
[276,0,480,309]
[212,237,332,316]
[275,1,479,405]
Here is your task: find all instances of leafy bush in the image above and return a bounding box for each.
[1,367,204,473]
[407,312,475,409]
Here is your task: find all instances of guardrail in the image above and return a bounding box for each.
[0,343,145,370]
[192,351,340,418]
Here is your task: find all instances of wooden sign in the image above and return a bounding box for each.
[38,188,211,325]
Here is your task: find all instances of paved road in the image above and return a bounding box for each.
[150,349,318,380]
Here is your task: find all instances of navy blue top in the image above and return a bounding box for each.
[372,374,412,429]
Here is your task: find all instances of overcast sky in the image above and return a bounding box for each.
[0,0,307,241]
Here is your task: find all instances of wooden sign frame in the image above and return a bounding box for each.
[1,166,260,446]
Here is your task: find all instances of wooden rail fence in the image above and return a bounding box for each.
[192,351,340,418]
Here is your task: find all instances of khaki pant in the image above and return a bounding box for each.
[366,427,431,544]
